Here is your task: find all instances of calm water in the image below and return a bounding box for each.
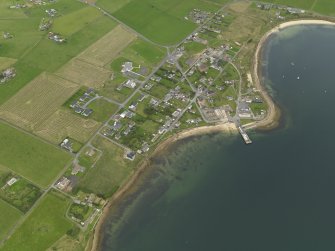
[100,25,335,251]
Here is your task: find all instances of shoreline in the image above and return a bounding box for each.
[247,19,335,130]
[89,19,335,251]
[88,122,237,251]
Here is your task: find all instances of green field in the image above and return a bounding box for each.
[261,0,335,15]
[98,0,221,45]
[1,192,73,251]
[87,98,119,122]
[77,136,140,197]
[0,122,72,188]
[0,1,116,105]
[52,7,102,36]
[0,200,22,241]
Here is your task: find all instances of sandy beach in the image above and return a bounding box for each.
[247,19,335,130]
[89,19,335,251]
[89,122,237,251]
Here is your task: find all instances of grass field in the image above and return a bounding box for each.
[87,98,119,122]
[52,7,102,36]
[1,192,73,251]
[78,25,137,67]
[0,73,79,131]
[78,136,140,197]
[0,15,116,105]
[0,57,17,71]
[0,122,72,188]
[115,39,166,69]
[98,0,222,45]
[34,109,101,144]
[0,200,22,242]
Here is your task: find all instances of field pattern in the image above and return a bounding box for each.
[78,136,138,197]
[98,0,222,45]
[52,7,102,36]
[0,122,71,188]
[78,25,137,67]
[0,73,79,131]
[35,109,101,144]
[0,200,22,241]
[56,59,112,88]
[1,192,73,251]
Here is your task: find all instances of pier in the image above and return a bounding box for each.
[238,126,252,144]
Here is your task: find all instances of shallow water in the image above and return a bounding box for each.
[100,25,335,251]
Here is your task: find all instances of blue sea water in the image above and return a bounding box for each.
[100,25,335,251]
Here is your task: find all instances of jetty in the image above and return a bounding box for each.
[238,126,252,144]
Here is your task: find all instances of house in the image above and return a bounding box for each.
[121,62,133,73]
[60,138,72,152]
[82,108,93,117]
[74,107,84,114]
[7,177,18,186]
[126,151,136,161]
[55,177,71,190]
[70,100,78,108]
[0,68,16,83]
[129,102,137,111]
[3,32,13,39]
[142,143,150,153]
[46,9,57,17]
[112,121,122,131]
[124,79,136,89]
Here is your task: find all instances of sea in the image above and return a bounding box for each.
[99,24,335,251]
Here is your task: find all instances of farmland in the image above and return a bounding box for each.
[98,0,223,45]
[77,136,139,197]
[77,25,137,67]
[0,200,22,241]
[0,2,116,105]
[1,192,73,251]
[1,0,335,249]
[34,109,100,144]
[0,122,72,188]
[56,58,112,88]
[0,73,79,131]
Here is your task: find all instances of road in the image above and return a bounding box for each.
[1,1,237,245]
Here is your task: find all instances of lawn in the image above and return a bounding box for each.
[0,122,72,188]
[1,192,73,251]
[0,200,22,242]
[87,98,119,122]
[101,0,222,45]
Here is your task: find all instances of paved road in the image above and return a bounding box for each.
[1,1,236,245]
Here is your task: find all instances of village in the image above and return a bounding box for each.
[0,0,320,249]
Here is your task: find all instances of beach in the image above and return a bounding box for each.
[89,19,335,251]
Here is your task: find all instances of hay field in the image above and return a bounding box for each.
[77,25,136,67]
[56,58,112,88]
[34,109,100,144]
[0,73,79,131]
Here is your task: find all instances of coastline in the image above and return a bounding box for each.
[88,122,237,251]
[247,19,335,130]
[89,19,335,251]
